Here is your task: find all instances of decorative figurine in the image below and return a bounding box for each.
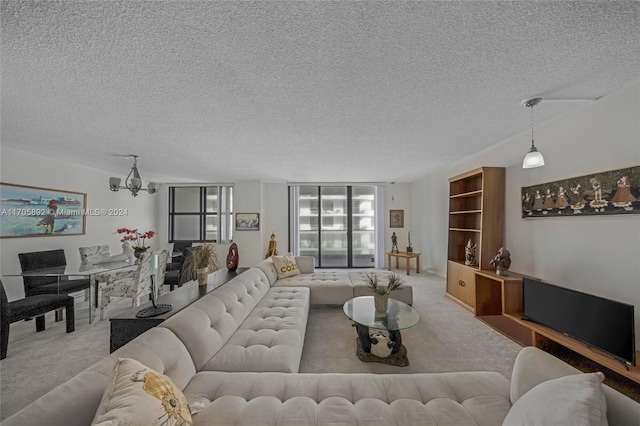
[490,247,511,276]
[464,239,477,266]
[226,243,239,272]
[589,177,609,211]
[611,175,637,210]
[391,232,399,253]
[570,184,587,214]
[265,232,278,258]
[406,231,413,253]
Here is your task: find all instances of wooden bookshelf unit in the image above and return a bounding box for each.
[446,167,505,312]
[473,269,640,386]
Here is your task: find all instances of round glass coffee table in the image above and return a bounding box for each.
[343,296,419,366]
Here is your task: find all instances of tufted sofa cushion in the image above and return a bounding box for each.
[202,287,310,373]
[160,268,273,371]
[259,257,413,305]
[183,370,511,426]
[349,271,414,305]
[276,270,354,304]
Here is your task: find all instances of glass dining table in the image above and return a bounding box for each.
[4,261,135,324]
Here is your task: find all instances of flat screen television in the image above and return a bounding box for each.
[522,277,636,367]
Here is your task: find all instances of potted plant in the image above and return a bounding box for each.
[182,244,218,286]
[366,272,405,313]
[115,228,155,258]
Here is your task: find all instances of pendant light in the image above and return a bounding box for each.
[109,155,159,196]
[521,97,545,169]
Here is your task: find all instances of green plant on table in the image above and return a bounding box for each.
[366,272,405,296]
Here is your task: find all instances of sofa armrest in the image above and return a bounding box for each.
[295,256,315,274]
[511,346,580,404]
[511,347,640,426]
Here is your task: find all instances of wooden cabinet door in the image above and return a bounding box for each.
[447,261,476,310]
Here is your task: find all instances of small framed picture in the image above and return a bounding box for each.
[235,213,260,231]
[390,210,404,228]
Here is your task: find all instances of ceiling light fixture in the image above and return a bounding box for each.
[109,155,159,196]
[521,97,545,169]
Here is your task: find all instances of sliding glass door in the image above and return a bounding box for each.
[298,186,320,260]
[320,186,348,267]
[292,185,377,268]
[351,186,376,267]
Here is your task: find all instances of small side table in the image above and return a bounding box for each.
[386,251,421,275]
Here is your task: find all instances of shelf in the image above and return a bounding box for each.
[450,210,482,215]
[477,315,533,346]
[449,228,481,232]
[449,189,483,199]
[505,313,640,385]
[448,259,478,268]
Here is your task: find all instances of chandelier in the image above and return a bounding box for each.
[109,155,159,196]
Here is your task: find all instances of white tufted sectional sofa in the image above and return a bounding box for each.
[4,257,640,426]
[262,256,414,305]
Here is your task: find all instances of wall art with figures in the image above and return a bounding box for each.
[521,165,640,218]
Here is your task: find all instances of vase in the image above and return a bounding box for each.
[373,294,389,313]
[196,266,211,286]
[134,248,147,259]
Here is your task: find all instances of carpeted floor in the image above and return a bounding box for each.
[0,272,524,421]
[299,272,522,376]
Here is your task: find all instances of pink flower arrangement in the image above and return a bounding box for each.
[115,227,155,251]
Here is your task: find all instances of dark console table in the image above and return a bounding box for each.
[110,268,248,352]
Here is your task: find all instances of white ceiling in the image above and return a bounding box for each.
[1,1,639,184]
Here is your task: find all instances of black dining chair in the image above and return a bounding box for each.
[168,240,195,271]
[1,279,75,360]
[18,249,91,321]
[164,246,196,291]
[18,249,91,297]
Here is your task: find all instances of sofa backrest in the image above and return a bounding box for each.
[295,256,315,274]
[3,327,196,426]
[256,258,279,285]
[160,267,272,371]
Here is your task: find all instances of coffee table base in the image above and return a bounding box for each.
[354,337,409,367]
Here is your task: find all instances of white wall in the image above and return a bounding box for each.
[0,147,157,301]
[384,183,412,263]
[412,79,640,342]
[230,181,265,266]
[262,183,289,255]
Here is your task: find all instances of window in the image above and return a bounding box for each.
[290,185,383,268]
[169,186,233,243]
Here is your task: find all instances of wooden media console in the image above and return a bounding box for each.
[473,269,640,388]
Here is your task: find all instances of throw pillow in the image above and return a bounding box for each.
[272,252,301,279]
[92,358,192,426]
[502,372,608,426]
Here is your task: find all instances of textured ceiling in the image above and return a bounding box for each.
[1,1,639,184]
